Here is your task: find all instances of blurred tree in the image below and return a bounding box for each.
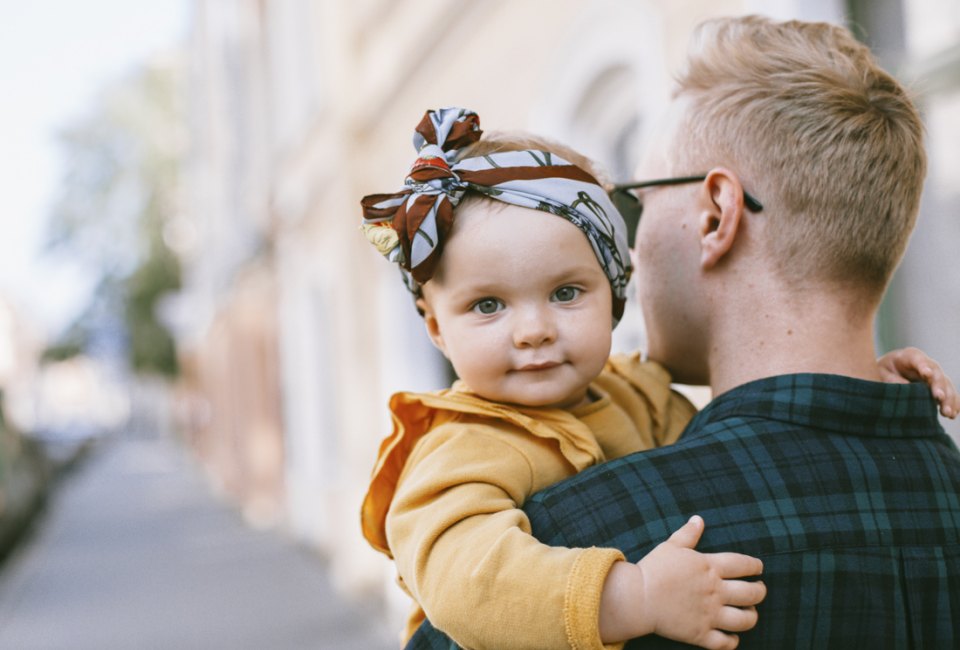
[44,58,184,378]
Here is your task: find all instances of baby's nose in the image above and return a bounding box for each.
[512,307,557,348]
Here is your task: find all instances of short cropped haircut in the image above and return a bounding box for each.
[672,15,926,295]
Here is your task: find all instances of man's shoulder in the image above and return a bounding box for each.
[524,382,960,559]
[524,413,763,550]
[530,408,761,499]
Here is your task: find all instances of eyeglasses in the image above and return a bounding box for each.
[609,175,763,245]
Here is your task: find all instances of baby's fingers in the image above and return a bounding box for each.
[699,630,740,650]
[877,347,924,383]
[715,604,759,633]
[877,349,960,418]
[916,361,960,418]
[929,365,959,419]
[722,579,767,607]
[710,552,764,579]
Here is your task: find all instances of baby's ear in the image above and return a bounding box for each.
[416,298,448,357]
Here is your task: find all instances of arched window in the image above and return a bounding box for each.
[531,1,669,352]
[531,2,668,182]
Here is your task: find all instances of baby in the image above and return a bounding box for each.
[359,107,958,650]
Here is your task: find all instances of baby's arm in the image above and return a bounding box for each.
[877,347,959,418]
[388,424,623,650]
[598,516,765,649]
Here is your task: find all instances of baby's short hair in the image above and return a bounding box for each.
[449,130,611,233]
[361,108,632,323]
[456,131,611,187]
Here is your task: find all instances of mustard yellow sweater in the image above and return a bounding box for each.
[361,353,696,650]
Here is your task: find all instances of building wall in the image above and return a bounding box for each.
[179,0,959,628]
[263,0,776,608]
[177,0,286,527]
[0,297,44,433]
[880,0,960,442]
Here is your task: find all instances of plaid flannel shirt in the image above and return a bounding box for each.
[407,374,960,649]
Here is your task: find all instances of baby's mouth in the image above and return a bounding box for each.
[516,361,562,372]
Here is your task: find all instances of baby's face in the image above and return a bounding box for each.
[418,202,612,409]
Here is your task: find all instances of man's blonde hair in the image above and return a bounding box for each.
[673,15,926,294]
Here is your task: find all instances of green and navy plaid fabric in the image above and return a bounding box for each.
[407,374,960,649]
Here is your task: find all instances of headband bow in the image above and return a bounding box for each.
[361,107,632,323]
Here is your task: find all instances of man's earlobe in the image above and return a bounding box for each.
[416,298,448,356]
[699,169,744,269]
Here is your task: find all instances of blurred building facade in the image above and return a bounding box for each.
[0,297,42,433]
[0,295,128,454]
[176,0,960,626]
[0,296,46,554]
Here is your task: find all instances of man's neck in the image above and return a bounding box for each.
[706,286,882,396]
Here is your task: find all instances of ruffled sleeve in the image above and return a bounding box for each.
[361,387,608,556]
[596,352,697,449]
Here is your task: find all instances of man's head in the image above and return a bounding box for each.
[632,15,927,382]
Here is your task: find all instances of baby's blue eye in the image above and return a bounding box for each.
[552,286,581,302]
[473,298,503,315]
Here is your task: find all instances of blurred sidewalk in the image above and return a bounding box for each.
[0,434,395,650]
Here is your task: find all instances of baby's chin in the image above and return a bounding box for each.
[494,390,589,411]
[458,373,590,410]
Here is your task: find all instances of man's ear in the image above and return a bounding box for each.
[416,297,448,357]
[698,168,746,270]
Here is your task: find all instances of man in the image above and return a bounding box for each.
[409,15,960,649]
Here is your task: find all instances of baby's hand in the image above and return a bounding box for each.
[877,347,959,418]
[599,516,766,649]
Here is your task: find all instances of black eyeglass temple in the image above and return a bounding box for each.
[613,175,708,190]
[611,175,764,213]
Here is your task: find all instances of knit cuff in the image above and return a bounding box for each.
[564,547,626,650]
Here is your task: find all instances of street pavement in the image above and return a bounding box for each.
[0,434,395,650]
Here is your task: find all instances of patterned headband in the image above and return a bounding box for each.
[360,107,632,323]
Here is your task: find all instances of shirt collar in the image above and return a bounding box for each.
[685,373,944,440]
